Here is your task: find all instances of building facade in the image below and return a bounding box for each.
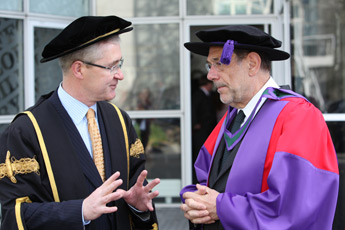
[0,0,344,228]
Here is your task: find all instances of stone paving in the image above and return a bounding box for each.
[156,206,189,230]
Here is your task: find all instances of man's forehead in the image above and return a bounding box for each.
[207,46,231,62]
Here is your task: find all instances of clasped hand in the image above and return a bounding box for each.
[180,184,219,224]
[83,170,160,221]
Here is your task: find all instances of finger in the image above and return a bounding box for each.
[185,198,206,210]
[180,203,190,212]
[187,209,209,219]
[102,205,118,214]
[104,190,124,203]
[142,191,159,211]
[144,178,160,192]
[183,191,197,199]
[103,179,123,195]
[196,184,207,195]
[148,190,159,200]
[118,188,131,200]
[184,211,192,220]
[145,200,154,212]
[135,170,148,187]
[191,215,212,224]
[103,171,121,186]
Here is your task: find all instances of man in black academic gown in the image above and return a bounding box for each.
[0,15,160,230]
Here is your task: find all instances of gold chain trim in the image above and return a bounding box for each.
[130,139,144,158]
[0,151,40,183]
[152,223,158,230]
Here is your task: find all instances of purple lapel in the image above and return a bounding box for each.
[225,99,288,194]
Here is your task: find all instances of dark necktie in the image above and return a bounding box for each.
[229,110,245,133]
[220,110,245,171]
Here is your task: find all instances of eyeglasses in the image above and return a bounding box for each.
[205,61,225,72]
[82,58,124,74]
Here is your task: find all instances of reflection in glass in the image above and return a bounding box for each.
[0,124,8,221]
[97,0,178,17]
[0,0,22,11]
[34,27,62,101]
[327,122,345,155]
[0,18,24,115]
[328,121,345,229]
[133,118,181,179]
[135,118,181,203]
[0,123,9,137]
[187,0,273,16]
[291,0,345,113]
[29,0,89,17]
[112,23,180,110]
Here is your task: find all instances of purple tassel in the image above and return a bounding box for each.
[220,40,235,65]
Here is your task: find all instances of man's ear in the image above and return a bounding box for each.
[71,61,84,79]
[247,52,261,76]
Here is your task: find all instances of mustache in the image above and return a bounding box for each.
[214,83,226,88]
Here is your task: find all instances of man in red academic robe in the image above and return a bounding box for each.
[180,25,339,230]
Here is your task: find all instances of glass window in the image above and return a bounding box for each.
[0,123,9,136]
[328,122,345,154]
[328,121,345,229]
[0,18,24,115]
[133,118,181,178]
[97,0,179,17]
[34,27,62,101]
[112,23,180,110]
[291,0,345,114]
[187,0,273,16]
[291,1,345,227]
[29,0,89,17]
[133,118,181,203]
[0,0,22,11]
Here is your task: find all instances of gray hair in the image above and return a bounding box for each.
[234,49,271,72]
[58,35,121,73]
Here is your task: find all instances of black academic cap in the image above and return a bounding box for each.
[185,25,290,61]
[40,15,133,63]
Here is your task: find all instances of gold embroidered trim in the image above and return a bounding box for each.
[15,196,32,230]
[110,103,130,190]
[22,111,60,202]
[152,223,158,230]
[130,139,144,158]
[0,151,40,183]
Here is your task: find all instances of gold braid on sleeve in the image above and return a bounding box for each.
[0,151,40,183]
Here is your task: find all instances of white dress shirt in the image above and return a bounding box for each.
[240,77,280,126]
[57,83,98,158]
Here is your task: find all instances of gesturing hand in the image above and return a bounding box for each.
[82,171,124,221]
[120,170,160,212]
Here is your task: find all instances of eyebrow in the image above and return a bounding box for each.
[108,57,123,66]
[206,57,220,63]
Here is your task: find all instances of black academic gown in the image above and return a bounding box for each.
[0,90,158,230]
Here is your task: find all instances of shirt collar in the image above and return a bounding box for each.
[57,83,98,124]
[241,77,279,118]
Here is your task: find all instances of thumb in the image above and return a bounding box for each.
[196,184,208,195]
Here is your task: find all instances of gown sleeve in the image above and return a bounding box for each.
[0,115,84,230]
